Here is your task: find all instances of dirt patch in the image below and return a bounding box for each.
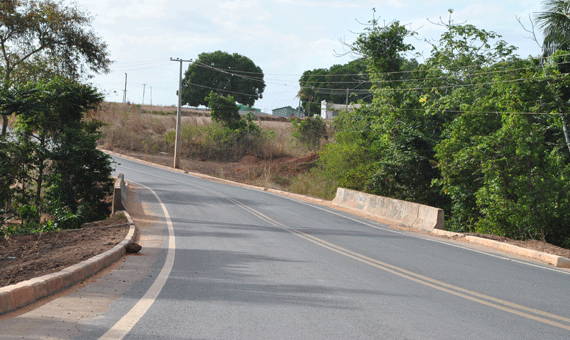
[0,214,129,288]
[118,149,319,187]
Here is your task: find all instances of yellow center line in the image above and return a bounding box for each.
[220,193,570,331]
[115,163,570,332]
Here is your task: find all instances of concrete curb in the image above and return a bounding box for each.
[463,235,570,268]
[0,211,137,316]
[102,150,570,269]
[431,229,464,238]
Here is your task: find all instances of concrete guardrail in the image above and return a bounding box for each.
[112,173,128,214]
[332,188,444,232]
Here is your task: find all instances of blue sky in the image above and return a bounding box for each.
[76,0,546,113]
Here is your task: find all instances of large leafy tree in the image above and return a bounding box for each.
[535,0,570,57]
[0,0,111,135]
[298,59,371,115]
[315,10,570,247]
[318,20,444,206]
[181,51,265,107]
[434,56,570,245]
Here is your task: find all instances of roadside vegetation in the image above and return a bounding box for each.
[2,0,569,251]
[305,9,570,249]
[0,1,113,236]
[97,8,570,250]
[94,100,331,196]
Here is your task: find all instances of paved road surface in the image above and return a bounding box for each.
[1,154,569,339]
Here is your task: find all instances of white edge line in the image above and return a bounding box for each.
[113,154,570,276]
[99,181,176,340]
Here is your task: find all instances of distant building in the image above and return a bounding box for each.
[272,106,304,118]
[237,104,261,115]
[321,100,362,119]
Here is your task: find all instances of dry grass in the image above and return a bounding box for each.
[95,102,308,160]
[93,102,335,198]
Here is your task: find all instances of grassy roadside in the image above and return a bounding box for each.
[94,102,337,199]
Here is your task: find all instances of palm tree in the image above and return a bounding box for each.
[535,0,570,56]
[534,1,570,154]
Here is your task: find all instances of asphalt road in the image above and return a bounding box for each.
[2,154,570,339]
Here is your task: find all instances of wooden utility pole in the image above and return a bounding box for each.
[170,57,192,169]
[142,84,146,106]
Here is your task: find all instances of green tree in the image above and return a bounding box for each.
[292,116,328,151]
[181,51,265,107]
[47,122,114,221]
[206,91,245,130]
[317,19,446,206]
[298,59,371,115]
[0,0,111,136]
[432,36,570,246]
[3,77,114,227]
[535,0,570,57]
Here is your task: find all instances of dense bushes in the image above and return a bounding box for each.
[314,17,570,247]
[291,116,328,151]
[0,78,114,235]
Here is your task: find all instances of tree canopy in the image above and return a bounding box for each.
[298,58,371,116]
[1,77,114,233]
[181,51,265,107]
[0,0,111,135]
[315,12,570,248]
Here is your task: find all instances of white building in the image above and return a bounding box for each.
[321,100,362,119]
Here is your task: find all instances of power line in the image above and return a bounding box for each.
[193,61,265,83]
[299,68,570,94]
[300,60,570,88]
[186,82,260,98]
[103,52,570,85]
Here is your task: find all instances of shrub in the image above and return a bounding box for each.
[291,116,328,151]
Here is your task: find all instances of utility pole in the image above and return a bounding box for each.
[170,57,192,169]
[123,73,127,104]
[150,87,152,108]
[142,84,146,106]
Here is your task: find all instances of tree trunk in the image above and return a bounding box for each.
[560,113,570,154]
[1,115,7,136]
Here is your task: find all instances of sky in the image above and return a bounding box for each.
[74,0,547,113]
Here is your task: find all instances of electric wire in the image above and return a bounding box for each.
[100,52,570,114]
[186,82,260,98]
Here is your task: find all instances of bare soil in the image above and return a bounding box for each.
[0,214,129,288]
[117,150,319,186]
[2,150,569,289]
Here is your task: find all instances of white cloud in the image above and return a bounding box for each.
[274,0,407,9]
[215,0,272,21]
[77,0,169,24]
[106,32,224,56]
[219,0,258,10]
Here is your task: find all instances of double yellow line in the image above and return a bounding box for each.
[219,191,570,332]
[116,162,570,333]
